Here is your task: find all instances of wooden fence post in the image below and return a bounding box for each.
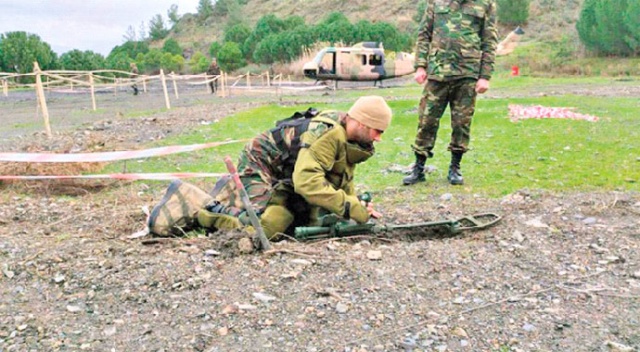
[89,73,97,111]
[2,79,7,97]
[160,70,171,109]
[171,72,179,99]
[266,71,271,87]
[220,71,226,98]
[142,76,147,93]
[247,72,251,88]
[226,72,232,97]
[33,62,52,137]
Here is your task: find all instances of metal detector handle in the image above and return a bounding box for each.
[294,226,332,239]
[224,156,271,250]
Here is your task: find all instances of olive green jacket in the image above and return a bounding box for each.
[292,111,373,223]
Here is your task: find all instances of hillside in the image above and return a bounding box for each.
[160,0,585,54]
[163,0,418,54]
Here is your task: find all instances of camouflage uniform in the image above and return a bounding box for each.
[209,111,373,238]
[206,62,221,94]
[412,0,498,157]
[130,64,139,96]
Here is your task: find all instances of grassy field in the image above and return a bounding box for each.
[106,77,639,197]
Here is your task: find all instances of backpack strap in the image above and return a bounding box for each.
[270,108,321,182]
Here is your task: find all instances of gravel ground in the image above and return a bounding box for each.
[1,80,639,352]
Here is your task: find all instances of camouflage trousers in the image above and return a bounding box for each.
[212,131,280,216]
[212,131,315,231]
[209,80,218,93]
[412,78,478,157]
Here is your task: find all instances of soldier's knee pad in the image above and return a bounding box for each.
[260,205,294,240]
[197,209,242,231]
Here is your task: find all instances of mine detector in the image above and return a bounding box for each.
[294,193,502,241]
[302,42,415,87]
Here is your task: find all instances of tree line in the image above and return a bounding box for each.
[202,12,414,73]
[0,9,414,80]
[496,0,639,56]
[1,0,638,83]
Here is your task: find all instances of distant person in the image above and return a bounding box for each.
[130,63,139,96]
[206,58,221,94]
[403,0,498,186]
[318,63,330,74]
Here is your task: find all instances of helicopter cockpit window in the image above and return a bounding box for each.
[358,55,367,65]
[369,54,383,66]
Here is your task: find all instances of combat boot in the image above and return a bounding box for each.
[447,152,464,185]
[403,153,427,185]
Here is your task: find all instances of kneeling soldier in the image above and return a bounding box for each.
[200,96,393,240]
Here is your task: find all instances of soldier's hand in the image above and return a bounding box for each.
[363,200,382,219]
[476,78,490,94]
[415,67,427,85]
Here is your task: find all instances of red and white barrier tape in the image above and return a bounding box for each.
[0,140,244,163]
[508,104,599,122]
[0,172,226,181]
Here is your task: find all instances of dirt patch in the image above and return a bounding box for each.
[1,83,639,351]
[487,79,640,99]
[1,186,639,351]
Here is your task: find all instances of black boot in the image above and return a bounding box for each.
[403,154,427,185]
[448,152,464,185]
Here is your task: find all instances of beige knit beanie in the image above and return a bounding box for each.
[347,96,393,131]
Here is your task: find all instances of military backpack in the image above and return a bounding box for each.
[270,107,321,180]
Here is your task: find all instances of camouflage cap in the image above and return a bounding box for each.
[347,96,392,131]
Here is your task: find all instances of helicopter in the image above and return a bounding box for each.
[303,28,525,87]
[302,42,415,87]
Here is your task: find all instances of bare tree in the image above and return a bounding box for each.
[123,25,137,42]
[167,4,181,27]
[197,0,214,21]
[138,21,147,41]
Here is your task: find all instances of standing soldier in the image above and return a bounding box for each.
[207,58,221,94]
[130,62,139,96]
[403,0,498,186]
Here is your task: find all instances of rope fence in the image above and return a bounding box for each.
[0,140,245,181]
[1,62,304,137]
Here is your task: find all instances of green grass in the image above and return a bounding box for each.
[104,78,640,197]
[495,40,640,77]
[9,122,40,129]
[489,74,639,90]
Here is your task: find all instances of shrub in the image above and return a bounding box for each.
[577,0,639,56]
[189,51,210,73]
[162,38,182,56]
[209,42,222,59]
[218,42,245,72]
[497,0,530,26]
